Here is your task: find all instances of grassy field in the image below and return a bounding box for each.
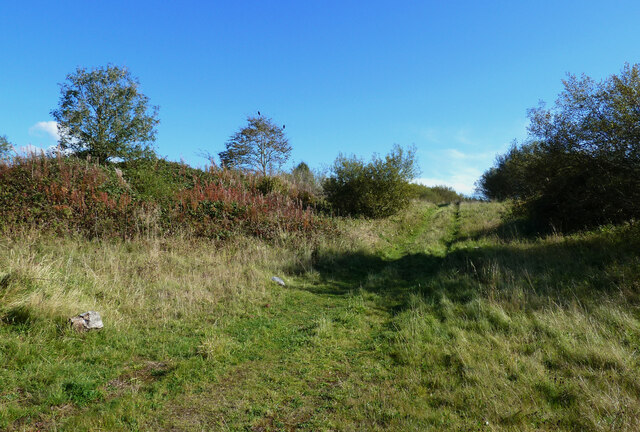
[2,201,640,431]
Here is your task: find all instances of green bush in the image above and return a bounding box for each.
[407,183,464,203]
[117,158,215,206]
[475,141,544,202]
[323,145,418,218]
[255,175,289,196]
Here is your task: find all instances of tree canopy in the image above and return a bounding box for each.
[219,114,291,176]
[51,65,159,162]
[291,162,316,188]
[0,135,12,160]
[477,63,640,230]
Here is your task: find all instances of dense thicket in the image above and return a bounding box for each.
[0,154,324,239]
[323,145,418,218]
[477,63,640,231]
[408,183,465,203]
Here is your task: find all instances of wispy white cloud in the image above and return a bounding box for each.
[420,127,482,147]
[29,121,60,141]
[416,147,498,195]
[443,148,495,161]
[419,127,441,144]
[418,147,502,196]
[445,149,467,159]
[414,122,528,196]
[454,129,475,146]
[414,167,483,196]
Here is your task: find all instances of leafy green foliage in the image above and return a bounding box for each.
[476,141,546,201]
[477,63,640,231]
[286,162,326,209]
[255,175,289,196]
[0,135,12,160]
[117,158,215,206]
[219,114,291,176]
[291,162,315,189]
[323,145,419,218]
[51,65,159,162]
[407,183,465,203]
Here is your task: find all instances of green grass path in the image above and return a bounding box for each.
[4,202,640,431]
[160,204,460,431]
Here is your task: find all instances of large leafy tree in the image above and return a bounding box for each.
[219,114,291,176]
[51,65,159,162]
[477,63,640,230]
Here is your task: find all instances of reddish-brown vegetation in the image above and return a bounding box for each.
[0,154,326,239]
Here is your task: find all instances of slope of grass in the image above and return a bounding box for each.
[1,202,639,431]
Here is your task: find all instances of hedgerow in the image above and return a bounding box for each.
[0,153,327,240]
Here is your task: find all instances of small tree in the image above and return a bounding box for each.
[219,114,291,176]
[51,65,159,162]
[291,162,316,188]
[0,135,13,160]
[323,145,419,218]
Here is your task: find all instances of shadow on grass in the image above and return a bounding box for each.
[456,216,538,243]
[289,223,640,314]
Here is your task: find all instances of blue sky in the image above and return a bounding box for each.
[1,1,639,194]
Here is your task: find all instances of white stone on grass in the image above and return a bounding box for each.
[271,276,286,286]
[69,311,103,332]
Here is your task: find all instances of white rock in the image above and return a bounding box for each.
[69,311,103,331]
[271,276,286,286]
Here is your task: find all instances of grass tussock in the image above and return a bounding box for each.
[1,201,639,431]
